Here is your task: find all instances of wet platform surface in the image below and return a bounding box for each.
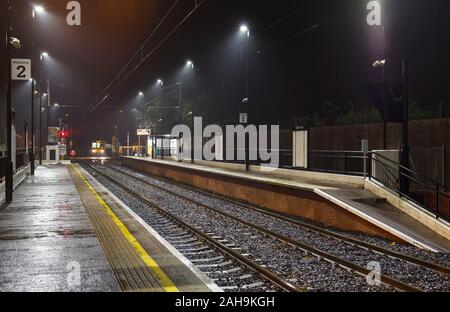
[0,164,218,292]
[0,165,119,292]
[69,164,216,292]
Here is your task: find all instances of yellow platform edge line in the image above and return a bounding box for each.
[70,164,179,292]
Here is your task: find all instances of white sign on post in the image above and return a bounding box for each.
[239,113,248,124]
[137,129,150,136]
[60,145,67,156]
[11,59,31,81]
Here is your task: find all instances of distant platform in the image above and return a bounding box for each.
[122,157,450,252]
[0,164,218,292]
[75,157,112,161]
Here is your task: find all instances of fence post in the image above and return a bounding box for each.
[362,140,369,179]
[442,145,446,190]
[344,151,348,175]
[436,184,440,219]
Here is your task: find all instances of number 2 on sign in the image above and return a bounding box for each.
[16,66,26,78]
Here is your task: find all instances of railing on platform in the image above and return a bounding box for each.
[369,152,450,222]
[0,156,7,183]
[15,148,29,172]
[1,147,31,183]
[307,150,366,176]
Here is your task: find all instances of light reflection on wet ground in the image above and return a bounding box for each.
[0,165,119,292]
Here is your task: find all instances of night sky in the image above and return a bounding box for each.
[1,0,450,153]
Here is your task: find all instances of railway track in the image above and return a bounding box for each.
[105,163,450,278]
[84,161,428,292]
[82,161,299,292]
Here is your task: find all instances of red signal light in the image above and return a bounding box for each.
[60,129,69,138]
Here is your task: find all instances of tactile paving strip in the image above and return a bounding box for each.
[68,164,176,292]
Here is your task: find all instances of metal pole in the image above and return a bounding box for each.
[30,79,35,175]
[30,8,36,174]
[400,59,410,194]
[39,94,42,165]
[363,153,367,179]
[138,135,141,157]
[24,121,27,160]
[245,31,250,171]
[382,66,387,150]
[442,145,446,190]
[191,80,195,163]
[127,132,130,156]
[5,0,13,202]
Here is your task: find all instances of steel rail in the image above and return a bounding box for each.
[84,161,300,292]
[107,163,450,276]
[98,162,421,292]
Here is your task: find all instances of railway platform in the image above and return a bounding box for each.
[0,164,219,292]
[122,157,450,252]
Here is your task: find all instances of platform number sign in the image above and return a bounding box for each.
[11,59,31,81]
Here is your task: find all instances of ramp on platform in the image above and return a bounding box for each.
[316,188,450,252]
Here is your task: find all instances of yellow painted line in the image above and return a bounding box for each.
[70,164,179,292]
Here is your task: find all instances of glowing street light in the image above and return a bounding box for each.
[34,5,45,14]
[32,5,45,19]
[138,91,144,97]
[40,51,49,61]
[186,60,194,69]
[240,24,250,37]
[157,79,164,86]
[373,59,386,68]
[54,103,60,108]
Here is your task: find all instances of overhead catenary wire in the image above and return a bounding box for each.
[91,0,205,112]
[92,0,179,102]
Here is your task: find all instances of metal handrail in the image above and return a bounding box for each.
[372,152,441,187]
[307,150,366,176]
[370,152,449,222]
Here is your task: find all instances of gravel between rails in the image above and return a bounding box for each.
[84,162,394,292]
[83,165,280,292]
[107,163,450,268]
[103,163,450,292]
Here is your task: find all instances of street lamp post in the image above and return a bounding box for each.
[30,79,35,174]
[5,0,14,202]
[186,61,195,163]
[30,5,45,174]
[137,92,144,156]
[39,93,46,165]
[373,59,387,150]
[400,59,410,194]
[240,24,251,171]
[39,51,50,165]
